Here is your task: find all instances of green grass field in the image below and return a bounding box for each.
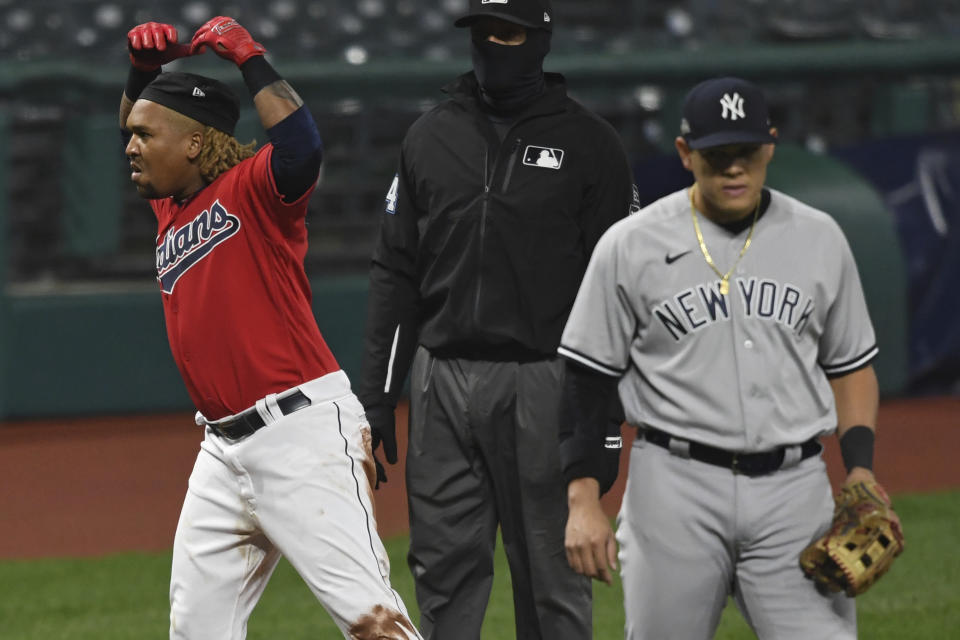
[2,490,957,639]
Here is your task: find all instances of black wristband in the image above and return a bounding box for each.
[125,66,160,101]
[240,56,282,97]
[839,425,875,472]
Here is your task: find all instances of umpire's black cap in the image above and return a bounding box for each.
[139,72,240,136]
[680,77,777,150]
[455,0,554,31]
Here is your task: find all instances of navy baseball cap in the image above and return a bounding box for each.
[455,0,554,32]
[680,77,776,150]
[139,72,240,135]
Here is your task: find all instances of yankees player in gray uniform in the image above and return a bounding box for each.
[558,77,892,639]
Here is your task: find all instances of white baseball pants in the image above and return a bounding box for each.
[169,371,421,640]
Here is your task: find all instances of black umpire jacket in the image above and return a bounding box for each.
[358,71,637,412]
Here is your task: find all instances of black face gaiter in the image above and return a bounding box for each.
[471,28,551,115]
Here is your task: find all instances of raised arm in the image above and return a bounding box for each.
[119,22,191,129]
[190,17,301,129]
[190,16,322,203]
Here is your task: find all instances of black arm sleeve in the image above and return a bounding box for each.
[559,359,623,493]
[358,262,420,410]
[265,106,324,203]
[357,148,422,412]
[124,66,159,102]
[237,56,322,203]
[240,55,282,97]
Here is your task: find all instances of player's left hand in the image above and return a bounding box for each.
[565,477,618,585]
[190,16,266,67]
[799,478,904,596]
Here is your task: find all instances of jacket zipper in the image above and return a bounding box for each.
[475,135,522,322]
[501,138,522,193]
[475,147,491,322]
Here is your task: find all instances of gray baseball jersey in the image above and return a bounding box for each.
[558,186,877,450]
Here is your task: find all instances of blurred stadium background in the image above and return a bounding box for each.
[1,0,959,419]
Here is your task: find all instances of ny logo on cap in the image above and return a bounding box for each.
[719,92,745,121]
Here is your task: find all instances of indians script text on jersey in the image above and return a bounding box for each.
[151,145,338,420]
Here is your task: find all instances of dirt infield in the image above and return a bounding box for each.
[1,396,957,559]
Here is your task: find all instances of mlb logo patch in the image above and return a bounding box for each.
[523,145,564,170]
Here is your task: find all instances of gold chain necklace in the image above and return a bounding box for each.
[689,183,760,295]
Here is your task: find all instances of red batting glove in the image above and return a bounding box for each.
[190,16,266,66]
[127,22,191,71]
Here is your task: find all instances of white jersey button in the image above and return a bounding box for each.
[744,339,754,349]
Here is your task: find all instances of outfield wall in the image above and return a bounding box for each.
[0,276,369,418]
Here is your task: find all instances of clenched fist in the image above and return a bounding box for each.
[190,17,266,67]
[127,22,191,71]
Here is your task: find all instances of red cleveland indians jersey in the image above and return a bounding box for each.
[152,145,338,420]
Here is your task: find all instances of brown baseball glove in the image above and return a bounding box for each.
[799,479,905,597]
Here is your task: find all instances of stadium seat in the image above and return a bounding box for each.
[764,0,857,40]
[858,0,933,40]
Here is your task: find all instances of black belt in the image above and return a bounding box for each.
[642,427,822,477]
[208,390,312,440]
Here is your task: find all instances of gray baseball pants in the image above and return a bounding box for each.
[618,435,856,639]
[405,346,592,640]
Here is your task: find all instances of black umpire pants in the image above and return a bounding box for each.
[406,347,592,640]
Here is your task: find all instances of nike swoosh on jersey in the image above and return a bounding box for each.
[665,250,692,264]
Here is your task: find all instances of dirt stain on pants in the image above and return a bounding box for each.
[349,604,418,640]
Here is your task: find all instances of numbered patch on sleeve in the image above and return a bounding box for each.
[629,183,641,215]
[385,174,399,214]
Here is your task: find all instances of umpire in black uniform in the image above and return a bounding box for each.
[358,1,637,638]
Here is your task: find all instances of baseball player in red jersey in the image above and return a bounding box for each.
[120,18,421,640]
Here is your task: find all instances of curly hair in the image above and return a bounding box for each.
[196,127,256,183]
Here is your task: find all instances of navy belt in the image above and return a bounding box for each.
[209,390,312,440]
[642,427,822,476]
